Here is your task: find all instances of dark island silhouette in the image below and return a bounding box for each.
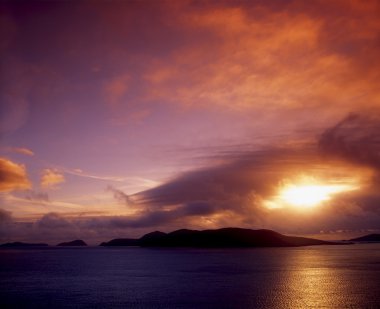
[100,238,139,246]
[0,242,49,248]
[57,239,87,246]
[100,228,340,247]
[350,234,380,242]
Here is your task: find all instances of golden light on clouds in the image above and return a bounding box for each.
[41,169,65,189]
[265,176,360,210]
[139,0,380,116]
[279,183,357,209]
[0,157,31,192]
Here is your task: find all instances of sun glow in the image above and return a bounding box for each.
[279,183,354,208]
[264,177,359,210]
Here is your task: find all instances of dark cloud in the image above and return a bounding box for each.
[319,113,380,169]
[136,148,315,207]
[123,116,380,233]
[0,209,12,239]
[0,212,149,244]
[318,112,380,217]
[180,201,217,216]
[0,212,80,244]
[0,208,12,224]
[111,201,217,229]
[36,212,73,229]
[107,185,133,206]
[97,148,322,229]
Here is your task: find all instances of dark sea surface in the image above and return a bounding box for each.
[0,244,379,308]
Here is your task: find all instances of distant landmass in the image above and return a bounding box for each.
[350,234,380,242]
[0,242,49,248]
[57,239,87,246]
[100,238,139,246]
[100,228,339,248]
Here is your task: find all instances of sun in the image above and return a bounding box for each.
[279,184,352,208]
[264,177,359,210]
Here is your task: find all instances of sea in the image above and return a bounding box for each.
[0,244,379,308]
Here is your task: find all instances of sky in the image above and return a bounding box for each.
[1,0,380,244]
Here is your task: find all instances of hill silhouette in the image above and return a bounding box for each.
[100,228,338,247]
[350,234,380,242]
[100,238,139,246]
[57,239,87,246]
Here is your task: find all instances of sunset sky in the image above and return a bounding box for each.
[1,0,380,244]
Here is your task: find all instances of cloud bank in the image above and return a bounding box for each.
[2,113,380,243]
[107,113,380,235]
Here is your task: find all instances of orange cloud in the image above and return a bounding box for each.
[138,1,380,121]
[90,1,379,134]
[0,157,31,192]
[41,169,65,189]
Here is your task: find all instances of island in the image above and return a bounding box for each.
[100,228,340,247]
[350,234,380,242]
[57,240,87,246]
[100,238,139,246]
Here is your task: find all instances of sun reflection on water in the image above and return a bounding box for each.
[269,247,374,308]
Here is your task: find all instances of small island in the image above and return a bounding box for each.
[57,240,87,246]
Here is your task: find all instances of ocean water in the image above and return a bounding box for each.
[0,244,379,308]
